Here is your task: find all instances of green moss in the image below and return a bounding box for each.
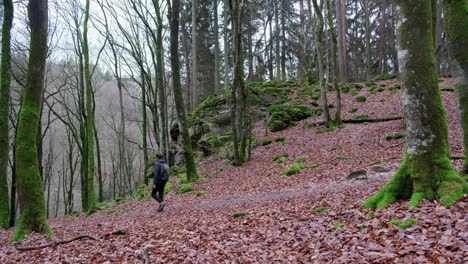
[135,183,150,201]
[333,222,343,229]
[269,120,288,132]
[232,211,249,219]
[275,137,286,143]
[304,122,317,128]
[311,163,320,168]
[389,218,418,228]
[261,139,273,146]
[389,84,401,93]
[282,158,306,176]
[351,90,358,96]
[164,182,173,194]
[349,108,358,113]
[374,73,398,80]
[340,84,351,93]
[365,211,374,218]
[273,153,289,163]
[356,96,367,103]
[310,93,321,100]
[355,114,369,120]
[196,190,207,196]
[312,206,330,213]
[365,81,377,87]
[176,183,194,194]
[354,84,364,91]
[385,132,405,141]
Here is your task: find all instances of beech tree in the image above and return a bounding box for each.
[167,0,198,181]
[365,0,467,209]
[442,0,468,179]
[13,0,51,240]
[0,0,13,229]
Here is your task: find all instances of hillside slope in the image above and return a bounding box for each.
[1,79,466,263]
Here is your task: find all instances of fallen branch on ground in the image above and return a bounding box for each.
[313,116,403,126]
[15,230,126,252]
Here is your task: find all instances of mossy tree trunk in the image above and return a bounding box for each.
[13,0,51,241]
[167,0,198,181]
[442,0,468,179]
[83,0,96,212]
[326,0,342,125]
[311,0,331,127]
[365,0,467,209]
[0,0,13,229]
[231,0,243,166]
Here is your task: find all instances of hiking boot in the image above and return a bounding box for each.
[157,201,166,212]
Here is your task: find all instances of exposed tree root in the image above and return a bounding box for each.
[15,230,126,251]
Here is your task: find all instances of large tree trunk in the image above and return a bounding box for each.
[442,0,468,178]
[13,0,51,241]
[0,0,13,229]
[168,0,198,182]
[274,0,280,80]
[312,0,331,127]
[326,0,342,125]
[378,2,387,74]
[214,0,220,90]
[230,0,241,166]
[363,0,372,79]
[223,0,230,89]
[336,0,347,82]
[365,0,467,209]
[83,0,96,212]
[191,0,198,106]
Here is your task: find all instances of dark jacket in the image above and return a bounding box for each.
[154,159,168,183]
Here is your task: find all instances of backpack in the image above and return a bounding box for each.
[154,161,170,181]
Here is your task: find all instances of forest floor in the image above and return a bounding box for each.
[1,79,467,263]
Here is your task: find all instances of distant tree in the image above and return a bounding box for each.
[365,0,467,209]
[442,0,468,179]
[13,0,51,240]
[326,0,341,125]
[0,0,13,229]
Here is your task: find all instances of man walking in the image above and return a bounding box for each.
[152,154,170,212]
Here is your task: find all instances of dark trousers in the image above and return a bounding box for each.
[152,180,167,203]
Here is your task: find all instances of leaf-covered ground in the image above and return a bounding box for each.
[1,79,466,263]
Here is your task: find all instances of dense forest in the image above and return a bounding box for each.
[0,0,467,262]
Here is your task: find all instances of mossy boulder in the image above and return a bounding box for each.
[267,104,312,132]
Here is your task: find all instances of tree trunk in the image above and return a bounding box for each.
[326,0,342,125]
[274,0,280,80]
[337,0,347,82]
[140,69,149,186]
[364,0,371,79]
[83,0,96,212]
[378,2,387,74]
[312,0,331,127]
[435,0,443,74]
[223,0,230,89]
[365,0,467,209]
[168,0,198,181]
[231,0,242,166]
[154,0,168,161]
[0,0,13,229]
[13,0,51,240]
[442,0,468,178]
[214,0,220,90]
[280,0,286,81]
[191,0,198,106]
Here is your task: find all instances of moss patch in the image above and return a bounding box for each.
[312,206,330,213]
[389,218,418,228]
[176,184,194,194]
[356,96,367,103]
[232,211,249,219]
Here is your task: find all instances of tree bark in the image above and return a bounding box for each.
[0,0,13,229]
[13,0,51,240]
[337,0,347,82]
[168,0,198,181]
[326,0,342,125]
[223,0,230,89]
[365,0,467,209]
[312,0,331,127]
[364,0,372,79]
[83,0,96,213]
[214,0,220,90]
[442,0,468,178]
[191,0,198,106]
